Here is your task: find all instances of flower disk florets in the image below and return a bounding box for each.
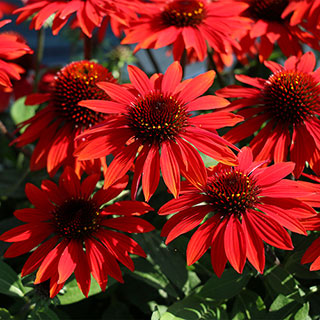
[206,169,260,217]
[262,70,320,125]
[53,198,101,239]
[127,92,190,144]
[53,61,114,128]
[249,0,289,21]
[162,0,207,27]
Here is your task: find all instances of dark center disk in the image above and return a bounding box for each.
[53,61,114,128]
[127,93,189,144]
[249,0,289,21]
[161,0,207,27]
[206,169,260,217]
[262,70,320,125]
[53,198,101,239]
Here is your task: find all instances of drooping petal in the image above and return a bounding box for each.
[224,215,246,274]
[187,215,220,265]
[101,217,154,233]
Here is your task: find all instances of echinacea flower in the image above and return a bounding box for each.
[13,60,116,177]
[159,147,317,276]
[217,51,320,178]
[0,31,33,112]
[0,167,154,298]
[229,0,320,61]
[121,0,249,62]
[76,61,242,201]
[0,20,32,89]
[0,1,17,18]
[14,0,137,39]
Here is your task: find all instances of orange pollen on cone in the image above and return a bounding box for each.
[262,70,320,125]
[52,60,115,129]
[249,0,289,21]
[206,169,260,217]
[162,0,207,27]
[53,198,101,239]
[127,92,190,144]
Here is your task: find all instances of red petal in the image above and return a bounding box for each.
[246,209,293,250]
[210,218,228,277]
[242,214,265,274]
[177,70,215,102]
[161,61,182,94]
[186,95,230,111]
[187,215,220,265]
[97,82,135,104]
[102,217,154,233]
[102,201,153,216]
[59,166,81,198]
[57,239,80,284]
[13,208,51,222]
[21,236,59,277]
[103,141,139,189]
[142,144,160,201]
[78,100,127,114]
[80,174,100,199]
[224,215,246,274]
[74,242,91,297]
[254,162,295,186]
[158,193,208,215]
[128,65,153,95]
[160,141,180,198]
[301,238,320,264]
[25,183,53,211]
[25,93,51,105]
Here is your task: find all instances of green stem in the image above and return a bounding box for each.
[146,49,160,73]
[206,47,225,88]
[33,28,45,92]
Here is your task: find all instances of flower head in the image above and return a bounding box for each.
[14,0,134,38]
[229,0,320,61]
[76,61,242,201]
[0,167,154,298]
[13,60,116,177]
[217,51,320,178]
[159,147,317,276]
[0,20,32,89]
[121,0,249,62]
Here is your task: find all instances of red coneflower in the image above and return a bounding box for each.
[0,31,33,112]
[0,167,154,298]
[75,61,242,201]
[159,147,317,276]
[0,20,32,89]
[217,51,320,178]
[14,0,126,38]
[229,0,319,61]
[121,0,249,62]
[13,60,116,177]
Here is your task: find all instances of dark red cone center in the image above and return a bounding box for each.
[127,92,190,144]
[53,61,115,128]
[206,169,260,217]
[162,0,207,27]
[249,0,289,21]
[53,198,101,239]
[262,70,320,125]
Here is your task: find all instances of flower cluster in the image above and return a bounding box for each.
[1,0,320,309]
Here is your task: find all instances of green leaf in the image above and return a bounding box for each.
[265,265,304,303]
[28,307,59,320]
[160,294,217,320]
[231,289,266,320]
[131,257,178,298]
[294,303,311,320]
[198,268,250,300]
[0,259,25,297]
[267,294,301,320]
[10,97,37,126]
[0,308,14,320]
[58,276,116,305]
